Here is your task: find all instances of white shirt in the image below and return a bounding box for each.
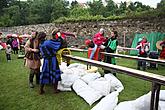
[6,47,12,54]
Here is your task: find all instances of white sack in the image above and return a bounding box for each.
[72,79,89,94]
[61,73,80,88]
[133,92,152,110]
[81,72,101,84]
[158,90,165,110]
[91,91,119,110]
[159,101,165,110]
[88,78,111,96]
[114,101,134,110]
[160,90,165,101]
[59,62,68,72]
[73,79,103,106]
[104,74,124,93]
[63,68,87,76]
[115,91,162,110]
[57,81,72,91]
[68,63,87,70]
[78,88,103,106]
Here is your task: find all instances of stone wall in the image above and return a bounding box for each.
[0,17,164,47]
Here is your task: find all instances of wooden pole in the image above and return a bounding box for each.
[123,31,126,55]
[150,82,161,110]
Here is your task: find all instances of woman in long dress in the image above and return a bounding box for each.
[39,30,62,94]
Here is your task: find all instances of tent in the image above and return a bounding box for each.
[130,32,165,55]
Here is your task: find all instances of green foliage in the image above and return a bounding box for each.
[88,0,106,16]
[70,6,90,18]
[0,0,8,15]
[104,0,118,17]
[51,0,69,21]
[0,0,163,27]
[70,0,79,9]
[0,14,12,27]
[27,0,59,24]
[157,0,165,9]
[2,5,21,26]
[54,15,105,23]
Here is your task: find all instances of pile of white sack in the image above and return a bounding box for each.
[59,62,124,110]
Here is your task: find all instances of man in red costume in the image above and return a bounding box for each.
[136,37,150,71]
[89,28,105,60]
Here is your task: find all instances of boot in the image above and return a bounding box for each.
[39,84,45,95]
[54,82,60,93]
[29,70,34,88]
[36,73,40,85]
[137,66,140,70]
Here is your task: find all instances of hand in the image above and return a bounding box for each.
[31,49,39,52]
[29,48,32,52]
[100,45,105,49]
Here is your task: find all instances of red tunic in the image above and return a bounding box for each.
[160,41,165,59]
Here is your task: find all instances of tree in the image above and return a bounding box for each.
[0,0,8,15]
[70,6,90,18]
[157,0,165,9]
[118,1,127,15]
[2,5,21,26]
[128,2,136,11]
[0,0,16,15]
[51,0,69,21]
[71,0,79,9]
[27,0,43,24]
[18,1,30,25]
[88,0,106,16]
[105,0,118,16]
[134,1,151,12]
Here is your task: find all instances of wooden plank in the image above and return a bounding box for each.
[101,52,165,65]
[68,48,87,52]
[69,47,138,51]
[68,48,165,65]
[117,46,138,51]
[63,55,165,85]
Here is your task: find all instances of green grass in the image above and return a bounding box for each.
[0,51,165,110]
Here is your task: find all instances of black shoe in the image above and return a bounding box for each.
[39,89,45,95]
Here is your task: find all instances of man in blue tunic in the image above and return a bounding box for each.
[39,30,62,94]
